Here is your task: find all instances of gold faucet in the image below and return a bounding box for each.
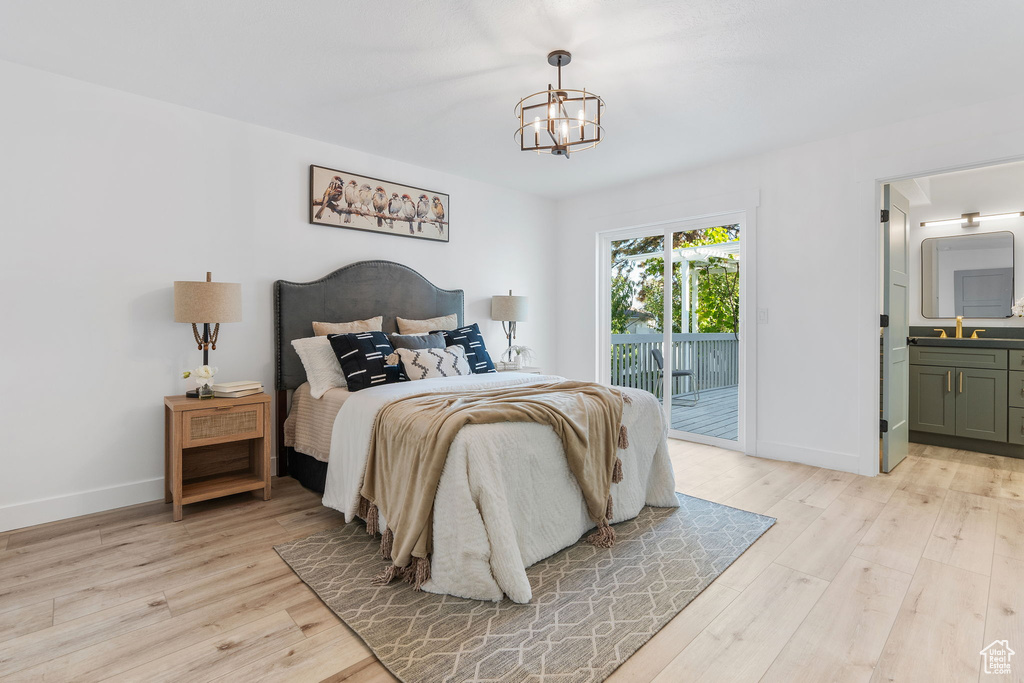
[956,316,963,339]
[933,329,947,338]
[972,329,985,339]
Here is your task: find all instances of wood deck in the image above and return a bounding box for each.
[671,385,738,441]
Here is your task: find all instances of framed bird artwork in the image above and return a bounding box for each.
[309,164,449,243]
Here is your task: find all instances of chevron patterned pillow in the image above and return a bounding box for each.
[396,345,472,381]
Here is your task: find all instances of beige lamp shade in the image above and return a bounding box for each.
[174,279,242,323]
[491,293,528,322]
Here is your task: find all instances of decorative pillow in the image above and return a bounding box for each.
[312,315,383,337]
[327,331,404,391]
[291,336,347,398]
[443,323,497,374]
[396,314,458,335]
[396,346,472,381]
[389,331,446,350]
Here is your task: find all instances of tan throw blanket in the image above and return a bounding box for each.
[359,380,629,588]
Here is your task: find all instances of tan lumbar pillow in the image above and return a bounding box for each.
[312,316,383,336]
[396,314,458,335]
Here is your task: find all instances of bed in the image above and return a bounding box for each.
[274,260,678,603]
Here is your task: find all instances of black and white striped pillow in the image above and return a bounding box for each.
[327,331,404,392]
[396,345,472,381]
[442,323,497,374]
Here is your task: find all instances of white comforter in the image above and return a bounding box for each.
[321,372,678,603]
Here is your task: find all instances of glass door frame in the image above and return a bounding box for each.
[598,209,754,453]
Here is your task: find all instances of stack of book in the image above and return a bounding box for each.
[211,381,263,398]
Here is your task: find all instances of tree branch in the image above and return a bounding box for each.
[312,199,449,226]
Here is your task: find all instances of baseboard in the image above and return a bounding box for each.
[0,477,165,533]
[0,455,281,532]
[755,439,866,475]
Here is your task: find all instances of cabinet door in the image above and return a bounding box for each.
[909,365,955,435]
[955,368,1008,442]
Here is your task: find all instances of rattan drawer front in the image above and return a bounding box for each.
[182,404,263,447]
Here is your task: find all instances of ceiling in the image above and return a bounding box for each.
[1,0,1022,198]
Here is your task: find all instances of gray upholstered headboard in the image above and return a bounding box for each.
[274,260,464,391]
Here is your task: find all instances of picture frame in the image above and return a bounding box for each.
[309,164,450,243]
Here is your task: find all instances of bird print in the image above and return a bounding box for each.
[314,175,344,220]
[416,194,430,233]
[400,194,417,234]
[387,192,402,229]
[343,180,359,223]
[358,184,373,216]
[431,196,445,235]
[372,186,388,227]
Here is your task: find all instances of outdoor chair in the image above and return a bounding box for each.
[651,347,700,407]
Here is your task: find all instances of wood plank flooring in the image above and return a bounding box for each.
[1,441,1022,681]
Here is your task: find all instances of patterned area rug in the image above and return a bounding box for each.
[275,493,774,683]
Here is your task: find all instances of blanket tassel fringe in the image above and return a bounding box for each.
[380,527,393,560]
[371,564,399,586]
[612,457,623,484]
[618,424,629,449]
[587,517,616,549]
[365,502,379,536]
[372,557,431,590]
[404,557,431,590]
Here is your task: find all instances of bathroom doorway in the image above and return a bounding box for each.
[879,160,1024,471]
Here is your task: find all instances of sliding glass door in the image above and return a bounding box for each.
[608,219,742,446]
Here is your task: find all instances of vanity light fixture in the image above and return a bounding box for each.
[920,210,1024,228]
[514,50,605,158]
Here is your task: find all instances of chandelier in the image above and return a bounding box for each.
[514,50,604,158]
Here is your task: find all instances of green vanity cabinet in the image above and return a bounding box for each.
[909,347,1008,445]
[954,368,1007,442]
[909,365,955,435]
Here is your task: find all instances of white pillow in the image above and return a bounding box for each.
[291,336,347,398]
[396,314,458,335]
[312,315,383,336]
[396,345,471,381]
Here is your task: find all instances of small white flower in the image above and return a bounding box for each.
[192,365,217,386]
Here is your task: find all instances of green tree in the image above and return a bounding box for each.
[611,225,739,334]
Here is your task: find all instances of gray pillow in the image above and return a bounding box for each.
[389,331,446,350]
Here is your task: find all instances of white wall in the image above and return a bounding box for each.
[908,161,1024,326]
[555,93,1024,476]
[0,61,556,531]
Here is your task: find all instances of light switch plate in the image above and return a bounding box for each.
[757,308,769,324]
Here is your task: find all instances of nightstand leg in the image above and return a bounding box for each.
[164,407,172,504]
[170,412,183,521]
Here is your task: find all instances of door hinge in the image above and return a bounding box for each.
[880,209,890,223]
[880,314,889,327]
[880,419,888,434]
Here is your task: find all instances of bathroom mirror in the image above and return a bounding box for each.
[921,231,1014,318]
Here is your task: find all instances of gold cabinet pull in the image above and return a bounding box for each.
[959,371,964,394]
[947,370,952,392]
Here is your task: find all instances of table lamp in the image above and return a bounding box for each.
[173,272,242,366]
[490,290,528,353]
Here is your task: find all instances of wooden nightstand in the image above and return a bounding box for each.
[164,393,272,521]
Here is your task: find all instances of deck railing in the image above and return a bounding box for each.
[610,333,739,395]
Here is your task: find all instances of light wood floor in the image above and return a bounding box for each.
[2,441,1022,682]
